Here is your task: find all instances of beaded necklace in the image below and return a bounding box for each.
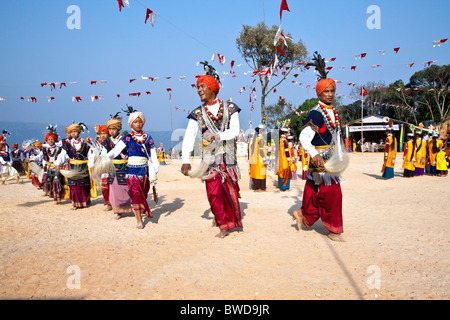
[203,99,224,121]
[319,102,340,129]
[130,130,147,144]
[71,138,83,152]
[47,145,58,157]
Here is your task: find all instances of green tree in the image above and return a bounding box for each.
[288,98,319,139]
[264,98,291,129]
[236,22,308,119]
[409,64,450,123]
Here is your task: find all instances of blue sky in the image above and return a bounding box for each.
[0,0,449,135]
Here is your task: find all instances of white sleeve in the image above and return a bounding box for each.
[88,148,96,169]
[182,119,200,164]
[54,149,67,166]
[299,126,319,159]
[150,148,159,174]
[218,112,240,141]
[107,140,126,159]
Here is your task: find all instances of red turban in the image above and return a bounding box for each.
[97,125,108,134]
[45,133,58,142]
[197,75,220,94]
[316,78,336,97]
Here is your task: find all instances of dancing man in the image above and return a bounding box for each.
[293,52,348,242]
[181,62,243,238]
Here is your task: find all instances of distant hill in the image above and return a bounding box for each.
[0,121,177,150]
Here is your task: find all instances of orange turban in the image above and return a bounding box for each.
[197,75,220,94]
[97,125,108,134]
[45,133,58,142]
[316,78,336,97]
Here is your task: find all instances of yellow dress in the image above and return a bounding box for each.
[276,136,292,186]
[249,136,267,180]
[428,139,438,166]
[414,138,427,169]
[402,140,415,171]
[384,135,397,169]
[436,140,448,171]
[299,146,310,172]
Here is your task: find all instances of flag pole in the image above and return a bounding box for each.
[169,93,174,149]
[262,0,266,24]
[361,86,364,153]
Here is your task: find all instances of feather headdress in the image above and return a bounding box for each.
[78,122,88,133]
[107,111,123,131]
[67,122,88,134]
[46,124,58,133]
[109,112,123,121]
[305,51,336,97]
[199,61,221,85]
[304,51,328,80]
[121,104,138,116]
[122,104,145,127]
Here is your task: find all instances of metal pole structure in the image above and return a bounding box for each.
[361,92,364,153]
[169,93,173,149]
[262,0,266,24]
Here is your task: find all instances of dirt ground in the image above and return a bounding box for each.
[0,152,449,300]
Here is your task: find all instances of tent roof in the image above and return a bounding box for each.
[345,115,412,127]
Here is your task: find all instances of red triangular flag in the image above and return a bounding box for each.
[361,86,368,97]
[117,0,124,12]
[145,9,156,26]
[276,46,286,56]
[280,0,290,20]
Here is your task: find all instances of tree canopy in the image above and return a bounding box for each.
[236,22,308,121]
[338,64,450,127]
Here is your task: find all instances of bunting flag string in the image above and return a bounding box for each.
[336,94,419,112]
[433,38,448,47]
[145,8,157,26]
[1,0,446,118]
[279,95,308,117]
